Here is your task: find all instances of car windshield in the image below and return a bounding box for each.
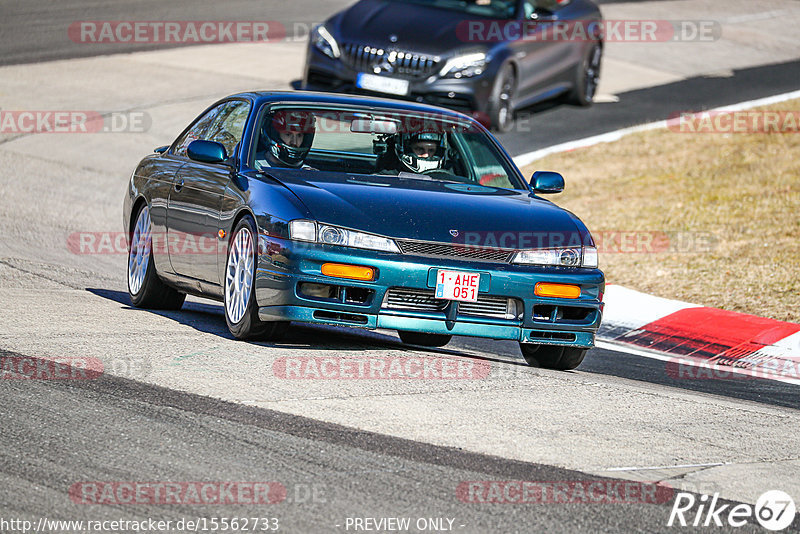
[388,0,517,19]
[251,105,527,191]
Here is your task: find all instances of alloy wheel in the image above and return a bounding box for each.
[128,206,152,295]
[225,226,254,324]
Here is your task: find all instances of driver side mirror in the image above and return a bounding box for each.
[187,140,228,164]
[530,171,564,194]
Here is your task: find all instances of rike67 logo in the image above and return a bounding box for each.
[668,490,796,531]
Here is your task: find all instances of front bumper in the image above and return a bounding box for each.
[255,235,604,348]
[303,44,496,116]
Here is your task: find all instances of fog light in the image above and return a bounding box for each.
[535,282,581,299]
[321,263,375,281]
[299,282,338,299]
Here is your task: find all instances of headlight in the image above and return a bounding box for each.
[440,52,487,78]
[311,25,340,59]
[512,246,598,268]
[289,220,400,253]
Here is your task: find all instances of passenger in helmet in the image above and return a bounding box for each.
[258,110,316,169]
[395,131,446,173]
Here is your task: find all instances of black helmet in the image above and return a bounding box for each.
[394,131,446,173]
[262,110,316,168]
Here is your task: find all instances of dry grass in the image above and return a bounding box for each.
[522,99,800,322]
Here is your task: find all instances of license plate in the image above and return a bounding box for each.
[435,270,480,302]
[356,73,409,96]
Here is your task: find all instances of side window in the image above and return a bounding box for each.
[206,101,251,157]
[173,105,224,157]
[522,0,535,19]
[458,133,516,189]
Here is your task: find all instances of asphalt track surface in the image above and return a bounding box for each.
[0,346,782,534]
[7,0,800,158]
[2,1,800,532]
[0,0,638,67]
[497,58,800,156]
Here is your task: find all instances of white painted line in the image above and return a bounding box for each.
[513,89,800,167]
[722,10,793,25]
[514,120,668,167]
[606,462,727,472]
[595,340,800,386]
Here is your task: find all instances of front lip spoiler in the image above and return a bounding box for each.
[258,304,597,347]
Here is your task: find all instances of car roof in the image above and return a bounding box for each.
[228,90,480,123]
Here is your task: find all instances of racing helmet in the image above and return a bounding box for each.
[394,131,446,173]
[262,110,316,168]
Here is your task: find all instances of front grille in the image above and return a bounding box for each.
[396,240,515,263]
[382,288,521,320]
[459,295,518,320]
[341,43,440,78]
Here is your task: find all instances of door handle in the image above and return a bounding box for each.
[174,178,184,192]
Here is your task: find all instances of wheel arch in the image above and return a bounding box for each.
[228,207,259,239]
[129,195,149,235]
[224,206,260,259]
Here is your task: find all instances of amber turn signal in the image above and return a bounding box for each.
[321,263,375,281]
[535,282,581,299]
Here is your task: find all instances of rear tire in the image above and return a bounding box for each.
[127,203,185,310]
[398,331,452,347]
[520,344,587,370]
[224,216,288,341]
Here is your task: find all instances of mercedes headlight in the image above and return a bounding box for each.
[289,220,400,253]
[512,246,598,268]
[440,52,487,78]
[311,25,340,59]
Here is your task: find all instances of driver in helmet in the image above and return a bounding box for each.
[257,110,316,170]
[387,131,446,174]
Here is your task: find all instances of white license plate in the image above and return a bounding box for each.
[356,73,409,96]
[435,270,480,302]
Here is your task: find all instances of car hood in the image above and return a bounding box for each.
[264,170,590,249]
[331,0,490,56]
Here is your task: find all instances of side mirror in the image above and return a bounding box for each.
[187,140,227,164]
[530,171,564,194]
[154,146,168,154]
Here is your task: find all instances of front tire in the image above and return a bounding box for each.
[127,204,185,310]
[488,63,516,133]
[224,216,287,341]
[398,331,452,347]
[567,43,602,106]
[520,344,587,370]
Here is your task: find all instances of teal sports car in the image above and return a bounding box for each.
[123,91,604,369]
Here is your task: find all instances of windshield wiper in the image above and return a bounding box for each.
[396,171,461,184]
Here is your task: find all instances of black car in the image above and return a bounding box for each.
[303,0,603,132]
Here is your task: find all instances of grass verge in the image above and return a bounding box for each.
[522,99,800,322]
